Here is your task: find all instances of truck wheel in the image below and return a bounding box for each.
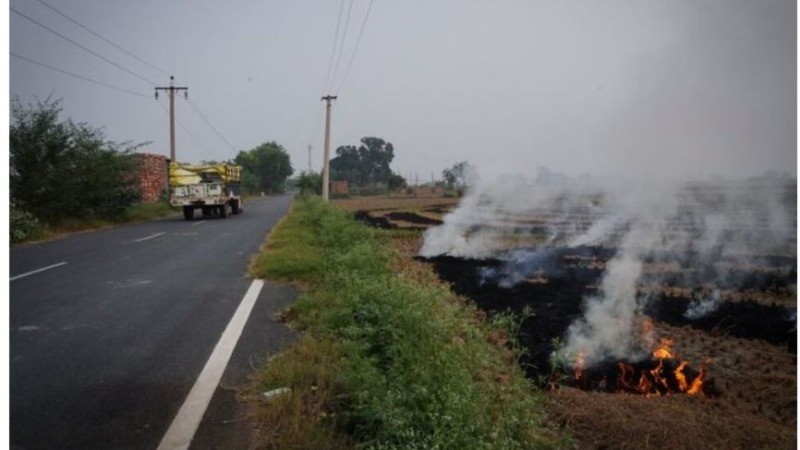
[183,206,194,220]
[231,200,240,215]
[202,206,212,216]
[220,203,228,218]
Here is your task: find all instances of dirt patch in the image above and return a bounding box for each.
[546,386,794,450]
[354,210,444,231]
[644,295,795,349]
[333,196,459,212]
[353,211,398,230]
[385,211,443,226]
[342,195,456,231]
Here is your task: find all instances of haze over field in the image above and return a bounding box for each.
[9,0,796,179]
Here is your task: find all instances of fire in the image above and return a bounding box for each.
[674,361,689,391]
[574,351,587,381]
[687,367,704,396]
[569,337,707,397]
[652,338,674,360]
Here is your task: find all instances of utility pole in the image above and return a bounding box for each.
[155,76,188,162]
[321,95,337,201]
[307,145,312,173]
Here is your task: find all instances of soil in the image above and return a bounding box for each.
[354,210,446,230]
[385,211,443,225]
[353,210,400,230]
[333,196,459,212]
[644,295,795,350]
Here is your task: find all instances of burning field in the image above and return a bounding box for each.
[347,175,797,449]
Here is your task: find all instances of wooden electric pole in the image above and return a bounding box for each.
[155,76,188,162]
[321,95,337,201]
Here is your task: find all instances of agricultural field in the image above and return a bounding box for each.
[336,181,797,450]
[333,193,458,229]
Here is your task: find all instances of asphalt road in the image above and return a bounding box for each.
[10,195,296,450]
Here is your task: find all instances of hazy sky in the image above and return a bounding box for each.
[9,0,797,181]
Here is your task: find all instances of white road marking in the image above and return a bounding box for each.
[134,232,166,242]
[10,262,68,281]
[191,220,206,226]
[156,279,265,450]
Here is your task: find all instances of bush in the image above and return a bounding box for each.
[295,171,322,196]
[10,97,142,225]
[10,205,43,244]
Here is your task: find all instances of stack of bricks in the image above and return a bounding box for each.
[135,153,169,203]
[330,180,349,195]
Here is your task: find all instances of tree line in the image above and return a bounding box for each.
[10,98,294,242]
[328,136,407,191]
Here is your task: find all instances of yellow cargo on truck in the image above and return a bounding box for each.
[168,162,243,220]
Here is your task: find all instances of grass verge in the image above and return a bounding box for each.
[12,200,179,245]
[248,196,571,449]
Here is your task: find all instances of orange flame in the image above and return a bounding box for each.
[687,367,704,396]
[574,351,587,382]
[652,338,674,360]
[674,361,689,391]
[572,337,706,397]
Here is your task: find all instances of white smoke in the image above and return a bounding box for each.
[684,290,722,320]
[562,251,644,362]
[560,191,677,364]
[560,176,795,364]
[419,167,602,257]
[420,168,796,366]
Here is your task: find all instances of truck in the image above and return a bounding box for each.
[168,162,243,220]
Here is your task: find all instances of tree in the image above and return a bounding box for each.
[442,161,478,195]
[329,145,362,183]
[10,97,142,224]
[388,173,407,191]
[330,136,395,185]
[234,141,293,194]
[295,171,322,196]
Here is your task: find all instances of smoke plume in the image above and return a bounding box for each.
[421,168,796,366]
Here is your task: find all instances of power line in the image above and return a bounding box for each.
[10,7,156,86]
[336,0,376,95]
[322,0,346,95]
[155,97,221,162]
[185,99,237,153]
[11,52,151,99]
[330,0,355,92]
[33,0,171,78]
[307,101,325,149]
[154,77,188,162]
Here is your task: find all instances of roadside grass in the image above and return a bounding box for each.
[11,200,179,245]
[248,196,571,450]
[121,200,178,222]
